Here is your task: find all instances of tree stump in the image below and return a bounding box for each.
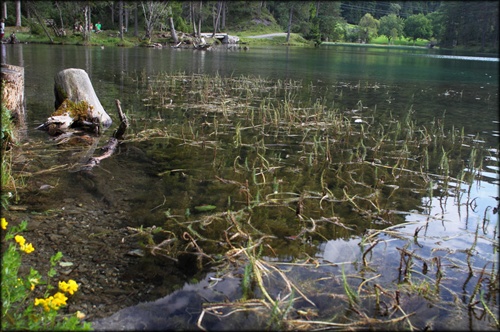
[1,64,26,133]
[53,68,113,129]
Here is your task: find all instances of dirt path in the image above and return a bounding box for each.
[245,33,287,39]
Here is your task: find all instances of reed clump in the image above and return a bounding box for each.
[124,71,498,330]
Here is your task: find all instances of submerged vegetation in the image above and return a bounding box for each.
[116,72,497,330]
[6,71,498,330]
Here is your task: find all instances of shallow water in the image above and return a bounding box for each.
[2,43,498,330]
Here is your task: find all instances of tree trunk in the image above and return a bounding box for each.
[55,1,64,31]
[119,1,124,40]
[190,1,197,36]
[142,2,155,42]
[211,1,222,37]
[168,16,178,44]
[3,2,8,19]
[110,2,115,26]
[286,6,293,43]
[26,2,54,43]
[1,64,26,137]
[134,3,138,37]
[83,5,90,42]
[197,1,202,38]
[125,6,129,32]
[221,1,226,30]
[15,0,21,27]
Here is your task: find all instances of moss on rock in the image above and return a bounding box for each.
[52,99,94,122]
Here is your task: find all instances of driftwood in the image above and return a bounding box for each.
[113,99,129,140]
[79,99,128,172]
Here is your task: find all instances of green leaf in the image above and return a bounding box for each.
[194,204,217,212]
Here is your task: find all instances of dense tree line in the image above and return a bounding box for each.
[1,1,498,51]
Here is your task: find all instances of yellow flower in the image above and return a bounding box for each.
[14,235,35,253]
[34,292,68,312]
[1,218,7,230]
[20,242,35,254]
[34,298,51,312]
[51,292,68,308]
[14,235,26,246]
[59,279,79,295]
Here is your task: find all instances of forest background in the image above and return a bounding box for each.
[1,1,498,54]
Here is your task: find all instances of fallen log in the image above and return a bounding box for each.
[79,137,119,172]
[79,99,129,172]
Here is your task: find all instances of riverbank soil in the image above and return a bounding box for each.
[2,154,193,322]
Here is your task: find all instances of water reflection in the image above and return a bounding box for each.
[419,54,499,62]
[1,44,6,64]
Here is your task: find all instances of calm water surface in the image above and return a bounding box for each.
[2,43,499,330]
[3,43,499,144]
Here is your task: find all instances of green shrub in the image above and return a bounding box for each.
[25,18,44,36]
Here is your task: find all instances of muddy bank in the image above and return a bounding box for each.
[4,143,206,322]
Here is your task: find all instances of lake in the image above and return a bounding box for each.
[2,43,499,330]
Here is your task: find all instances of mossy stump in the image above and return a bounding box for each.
[53,68,113,129]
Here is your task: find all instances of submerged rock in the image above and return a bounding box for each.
[91,271,283,331]
[91,273,246,331]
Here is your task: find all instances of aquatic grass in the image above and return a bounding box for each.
[341,265,358,308]
[13,71,498,330]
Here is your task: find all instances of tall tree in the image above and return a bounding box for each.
[167,5,178,43]
[15,0,21,27]
[55,1,65,30]
[197,1,202,37]
[119,0,124,40]
[220,0,226,30]
[189,1,198,36]
[358,13,378,43]
[316,1,344,42]
[379,13,404,44]
[25,1,53,43]
[141,1,169,42]
[286,3,294,43]
[211,0,223,37]
[124,4,129,32]
[134,2,139,37]
[437,1,498,50]
[269,1,298,43]
[83,3,90,42]
[403,13,432,44]
[308,2,320,44]
[109,1,115,26]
